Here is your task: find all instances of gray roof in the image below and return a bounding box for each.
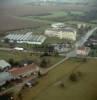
[4,33,46,45]
[0,60,11,69]
[5,32,32,41]
[0,72,13,86]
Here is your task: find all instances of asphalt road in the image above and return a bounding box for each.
[75,27,97,48]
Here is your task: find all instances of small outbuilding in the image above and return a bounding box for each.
[9,63,40,79]
[0,72,13,86]
[76,47,90,56]
[0,60,11,71]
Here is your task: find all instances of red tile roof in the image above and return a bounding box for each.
[8,64,39,77]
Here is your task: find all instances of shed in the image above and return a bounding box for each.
[0,72,13,86]
[0,60,11,70]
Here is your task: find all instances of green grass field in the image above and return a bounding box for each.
[12,10,97,35]
[30,11,85,22]
[44,37,65,44]
[20,11,85,24]
[32,11,84,19]
[0,50,63,66]
[0,50,39,61]
[19,58,97,100]
[38,11,68,18]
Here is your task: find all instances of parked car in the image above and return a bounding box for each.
[25,79,39,88]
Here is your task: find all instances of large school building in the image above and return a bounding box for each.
[45,27,77,41]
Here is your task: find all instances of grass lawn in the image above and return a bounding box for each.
[70,11,84,16]
[66,21,97,27]
[28,11,85,22]
[39,11,68,18]
[15,11,97,35]
[0,50,38,61]
[20,11,83,24]
[0,50,63,65]
[0,42,9,48]
[19,16,54,24]
[44,37,65,44]
[19,58,97,100]
[32,11,84,20]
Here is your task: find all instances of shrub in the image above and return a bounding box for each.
[59,82,65,88]
[69,73,79,82]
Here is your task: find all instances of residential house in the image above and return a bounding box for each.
[0,72,13,86]
[76,47,90,56]
[19,60,34,66]
[8,63,40,79]
[0,60,11,71]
